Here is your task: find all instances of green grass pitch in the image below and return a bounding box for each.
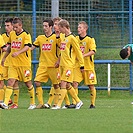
[0,90,132,133]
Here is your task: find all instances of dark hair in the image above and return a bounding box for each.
[43,19,54,27]
[5,18,13,23]
[119,48,128,59]
[12,17,22,25]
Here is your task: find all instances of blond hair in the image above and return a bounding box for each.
[53,17,62,23]
[58,19,70,29]
[78,21,88,30]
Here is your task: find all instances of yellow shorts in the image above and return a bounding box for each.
[82,69,97,85]
[34,66,59,84]
[60,66,73,83]
[2,66,8,80]
[73,67,83,83]
[8,66,32,82]
[0,65,3,80]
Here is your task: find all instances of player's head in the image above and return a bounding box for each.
[58,19,70,34]
[12,17,23,34]
[4,18,13,34]
[119,48,129,59]
[43,19,54,34]
[53,17,62,32]
[78,21,88,36]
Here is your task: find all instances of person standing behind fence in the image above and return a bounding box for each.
[32,19,60,109]
[0,17,36,110]
[76,21,97,109]
[2,18,20,109]
[119,44,133,105]
[51,19,84,109]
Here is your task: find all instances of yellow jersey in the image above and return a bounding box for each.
[60,33,84,68]
[2,32,11,66]
[0,34,5,62]
[76,35,96,70]
[33,33,60,67]
[8,30,32,66]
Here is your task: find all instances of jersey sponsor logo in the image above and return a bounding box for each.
[42,44,52,51]
[80,46,85,53]
[11,41,21,49]
[60,43,66,50]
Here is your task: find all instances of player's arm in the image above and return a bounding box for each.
[31,44,36,50]
[83,50,95,57]
[83,38,96,57]
[31,36,40,50]
[72,36,84,69]
[1,45,11,66]
[55,56,60,68]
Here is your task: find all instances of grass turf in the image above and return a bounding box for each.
[0,90,132,133]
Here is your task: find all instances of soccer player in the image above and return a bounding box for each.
[51,19,84,109]
[0,17,36,109]
[43,17,71,108]
[32,19,60,109]
[2,18,20,109]
[119,44,133,104]
[0,34,7,104]
[76,21,97,108]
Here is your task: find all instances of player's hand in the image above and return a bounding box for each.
[12,52,19,57]
[55,61,59,68]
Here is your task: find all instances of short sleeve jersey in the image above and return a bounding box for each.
[76,35,96,70]
[8,30,32,66]
[0,35,5,62]
[2,32,11,66]
[33,33,59,67]
[60,33,84,68]
[123,44,133,62]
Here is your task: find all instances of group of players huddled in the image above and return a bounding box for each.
[0,17,97,110]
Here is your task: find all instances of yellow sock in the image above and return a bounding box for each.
[57,88,67,107]
[36,86,43,105]
[4,86,13,105]
[0,88,4,102]
[13,88,19,105]
[90,88,96,106]
[53,87,60,105]
[72,88,78,105]
[28,85,35,105]
[47,87,55,106]
[67,86,80,103]
[64,93,70,105]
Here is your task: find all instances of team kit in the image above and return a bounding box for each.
[0,17,97,110]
